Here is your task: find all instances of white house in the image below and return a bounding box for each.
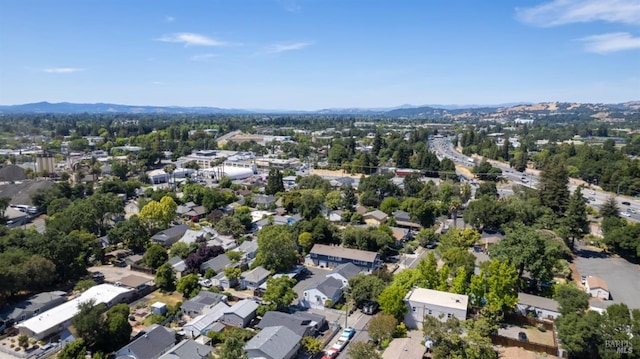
[403,287,468,329]
[516,293,561,320]
[182,302,229,338]
[585,276,610,300]
[17,284,133,339]
[299,276,343,310]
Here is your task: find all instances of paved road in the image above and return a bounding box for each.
[334,310,373,359]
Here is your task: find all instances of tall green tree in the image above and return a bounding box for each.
[377,284,409,321]
[265,168,284,195]
[155,262,176,292]
[368,313,397,344]
[349,273,387,307]
[347,341,382,359]
[564,187,590,249]
[554,284,589,316]
[177,274,201,299]
[254,225,298,273]
[538,157,570,215]
[58,339,87,359]
[143,243,168,269]
[262,276,298,310]
[107,215,149,253]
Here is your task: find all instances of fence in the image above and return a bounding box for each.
[490,334,559,357]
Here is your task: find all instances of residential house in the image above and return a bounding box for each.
[382,337,426,359]
[253,194,276,209]
[0,291,66,331]
[181,292,228,317]
[178,229,208,246]
[158,339,212,359]
[168,256,189,279]
[18,284,133,340]
[392,211,423,231]
[585,276,610,300]
[237,240,259,262]
[307,244,381,272]
[516,293,561,320]
[222,299,259,328]
[328,210,343,223]
[151,224,190,247]
[403,287,469,329]
[240,266,271,290]
[207,234,237,251]
[115,324,176,359]
[363,210,388,226]
[326,262,361,287]
[299,276,343,310]
[244,325,301,359]
[199,253,231,274]
[182,302,229,338]
[184,206,207,221]
[389,226,412,247]
[211,272,235,290]
[257,311,325,337]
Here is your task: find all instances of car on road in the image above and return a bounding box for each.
[518,332,528,342]
[627,208,636,214]
[41,343,58,351]
[363,301,379,315]
[621,201,631,206]
[341,327,356,339]
[331,337,349,352]
[621,212,631,217]
[321,349,339,359]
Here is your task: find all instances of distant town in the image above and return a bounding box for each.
[0,100,639,359]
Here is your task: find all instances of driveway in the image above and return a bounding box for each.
[574,244,640,309]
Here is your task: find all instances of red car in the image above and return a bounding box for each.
[321,349,339,359]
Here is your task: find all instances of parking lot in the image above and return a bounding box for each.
[87,265,154,284]
[574,244,640,309]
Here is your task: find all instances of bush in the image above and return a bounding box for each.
[149,314,166,324]
[537,324,547,332]
[380,337,391,349]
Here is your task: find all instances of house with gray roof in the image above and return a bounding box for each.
[182,302,229,338]
[115,324,176,359]
[211,272,235,290]
[181,292,227,317]
[516,293,561,320]
[222,299,259,328]
[178,229,208,246]
[244,325,301,359]
[168,256,189,278]
[306,244,381,272]
[253,194,276,209]
[326,262,361,287]
[240,266,271,290]
[151,224,190,247]
[363,209,388,226]
[299,276,343,310]
[158,339,212,359]
[257,311,325,337]
[237,240,259,260]
[199,253,231,274]
[0,291,66,330]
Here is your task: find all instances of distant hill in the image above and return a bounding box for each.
[0,100,637,117]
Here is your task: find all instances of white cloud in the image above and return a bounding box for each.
[266,41,312,53]
[516,0,640,27]
[41,67,84,73]
[165,16,175,22]
[156,32,227,46]
[191,53,219,61]
[579,32,640,53]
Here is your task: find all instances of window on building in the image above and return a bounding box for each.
[412,306,416,312]
[428,309,432,315]
[447,313,452,318]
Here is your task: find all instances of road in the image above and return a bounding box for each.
[429,137,640,223]
[333,310,373,359]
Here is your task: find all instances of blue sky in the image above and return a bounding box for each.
[1,0,639,110]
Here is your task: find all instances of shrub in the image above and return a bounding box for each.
[381,338,391,349]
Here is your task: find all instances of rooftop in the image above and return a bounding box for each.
[244,325,301,359]
[517,293,560,312]
[405,287,469,311]
[225,299,259,319]
[586,276,609,291]
[310,244,379,263]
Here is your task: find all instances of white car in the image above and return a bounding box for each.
[621,212,631,217]
[331,337,349,352]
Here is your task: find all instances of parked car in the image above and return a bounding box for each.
[198,279,212,288]
[622,201,631,206]
[518,332,528,342]
[331,338,349,352]
[321,349,339,359]
[341,327,356,339]
[362,301,379,315]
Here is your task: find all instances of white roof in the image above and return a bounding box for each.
[17,284,132,335]
[405,287,468,311]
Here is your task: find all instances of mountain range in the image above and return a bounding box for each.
[0,101,638,118]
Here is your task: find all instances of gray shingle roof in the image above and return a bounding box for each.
[116,324,175,359]
[517,293,560,312]
[181,292,226,313]
[199,254,231,273]
[257,311,311,337]
[241,266,271,283]
[151,224,190,244]
[237,240,258,254]
[330,262,361,281]
[225,299,259,319]
[310,244,379,263]
[312,276,343,298]
[244,325,301,359]
[158,339,212,359]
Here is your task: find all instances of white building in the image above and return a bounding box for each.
[403,287,468,329]
[17,284,134,339]
[516,293,561,320]
[585,276,610,300]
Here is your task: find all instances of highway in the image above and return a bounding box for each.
[429,137,640,223]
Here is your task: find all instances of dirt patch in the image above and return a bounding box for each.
[147,290,184,307]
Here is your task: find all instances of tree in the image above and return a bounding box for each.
[214,216,246,238]
[484,260,519,320]
[143,244,168,269]
[415,252,439,289]
[111,160,129,181]
[349,274,387,307]
[0,196,10,224]
[108,215,149,253]
[262,276,298,310]
[368,313,397,344]
[300,336,323,355]
[600,196,620,218]
[555,284,589,316]
[564,187,590,249]
[22,255,57,291]
[103,306,132,352]
[155,262,176,292]
[218,331,249,359]
[170,241,192,259]
[377,284,408,321]
[72,300,104,349]
[18,335,28,350]
[347,341,381,359]
[298,232,314,254]
[265,168,284,195]
[538,157,570,215]
[58,339,87,359]
[254,226,298,273]
[177,274,201,299]
[139,196,178,231]
[556,311,602,358]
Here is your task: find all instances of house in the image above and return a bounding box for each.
[516,293,561,320]
[17,284,133,340]
[363,209,388,226]
[240,266,271,290]
[151,224,190,247]
[307,244,381,272]
[403,287,469,329]
[0,291,66,330]
[181,292,228,317]
[182,302,229,338]
[124,254,144,267]
[253,194,276,209]
[257,311,325,337]
[211,272,236,290]
[244,325,301,359]
[115,324,176,359]
[382,337,426,359]
[585,276,610,300]
[207,235,237,251]
[222,299,259,328]
[299,276,343,310]
[199,253,231,274]
[178,229,208,246]
[326,262,361,287]
[168,256,189,278]
[328,210,343,223]
[237,240,259,261]
[392,211,423,231]
[184,206,207,221]
[158,339,212,359]
[389,226,412,246]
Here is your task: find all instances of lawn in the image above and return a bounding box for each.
[147,290,184,307]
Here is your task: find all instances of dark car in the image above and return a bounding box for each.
[518,332,528,342]
[621,201,631,206]
[362,301,379,315]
